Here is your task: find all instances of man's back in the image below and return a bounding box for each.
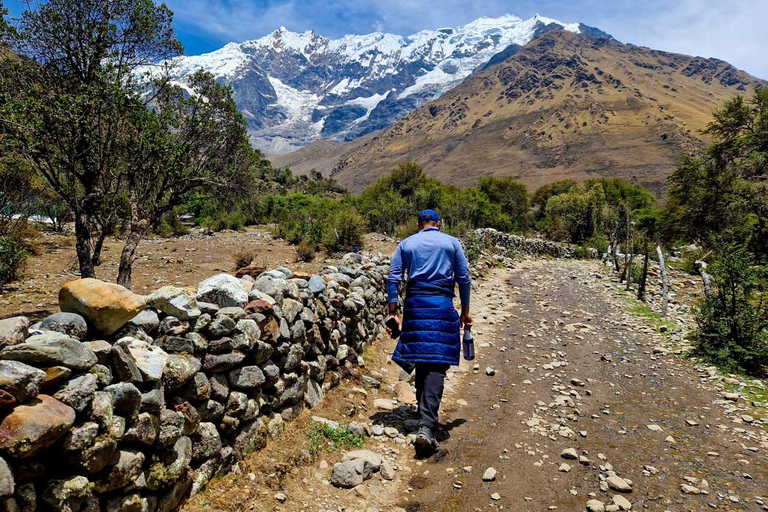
[387,226,470,304]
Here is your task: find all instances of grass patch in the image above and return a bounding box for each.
[615,288,679,340]
[307,422,365,455]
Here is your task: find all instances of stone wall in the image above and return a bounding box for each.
[0,252,390,511]
[474,228,576,259]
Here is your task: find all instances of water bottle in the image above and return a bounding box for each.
[462,327,475,361]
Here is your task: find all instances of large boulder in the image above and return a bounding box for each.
[0,394,76,457]
[0,317,30,349]
[146,286,201,321]
[0,332,97,370]
[197,274,248,308]
[59,278,146,335]
[0,361,46,403]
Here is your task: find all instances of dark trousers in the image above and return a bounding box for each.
[415,363,450,431]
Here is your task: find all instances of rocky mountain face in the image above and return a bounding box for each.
[157,15,613,155]
[327,30,765,194]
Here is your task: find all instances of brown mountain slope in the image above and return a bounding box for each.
[267,133,375,176]
[330,30,765,194]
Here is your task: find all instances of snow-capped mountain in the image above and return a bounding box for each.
[156,14,614,155]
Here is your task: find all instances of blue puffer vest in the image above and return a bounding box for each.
[392,282,461,366]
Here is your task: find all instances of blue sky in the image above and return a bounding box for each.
[5,0,767,78]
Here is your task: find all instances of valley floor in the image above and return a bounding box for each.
[188,259,768,512]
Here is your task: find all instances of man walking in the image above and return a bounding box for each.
[386,209,472,456]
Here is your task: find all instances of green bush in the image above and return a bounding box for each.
[232,249,257,269]
[155,213,190,237]
[323,207,366,254]
[296,242,316,262]
[0,237,28,288]
[693,243,768,376]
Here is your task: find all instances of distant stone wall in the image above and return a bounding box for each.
[474,228,576,259]
[0,252,390,511]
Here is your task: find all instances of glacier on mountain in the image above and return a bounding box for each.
[144,14,612,155]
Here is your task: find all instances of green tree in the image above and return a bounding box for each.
[663,90,767,261]
[478,177,528,231]
[115,70,255,287]
[694,238,767,375]
[0,0,182,279]
[544,183,606,243]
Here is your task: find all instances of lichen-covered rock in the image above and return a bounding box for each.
[202,351,245,373]
[197,274,248,308]
[0,456,13,499]
[115,337,169,382]
[163,354,202,392]
[304,379,324,409]
[228,366,265,390]
[157,409,184,448]
[0,317,29,349]
[0,394,75,457]
[0,332,97,370]
[208,315,236,338]
[39,312,88,339]
[42,476,94,511]
[145,286,201,321]
[0,360,46,403]
[123,412,158,446]
[53,373,99,412]
[0,254,394,509]
[104,383,141,419]
[190,422,221,463]
[95,449,145,493]
[59,278,146,335]
[67,435,118,474]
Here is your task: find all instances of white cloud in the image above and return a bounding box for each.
[587,0,768,79]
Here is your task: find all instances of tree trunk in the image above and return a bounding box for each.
[91,226,109,267]
[74,211,96,278]
[116,205,149,289]
[656,243,669,317]
[610,238,620,273]
[637,241,650,301]
[621,221,634,286]
[625,251,635,291]
[695,260,713,297]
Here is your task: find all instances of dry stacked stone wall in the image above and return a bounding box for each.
[0,252,390,512]
[474,228,576,259]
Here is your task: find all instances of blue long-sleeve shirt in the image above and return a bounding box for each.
[387,227,471,306]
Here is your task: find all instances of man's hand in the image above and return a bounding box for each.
[460,307,473,329]
[385,314,402,336]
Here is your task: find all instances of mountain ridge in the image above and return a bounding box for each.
[325,30,766,194]
[148,14,614,154]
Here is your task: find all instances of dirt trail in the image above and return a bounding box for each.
[184,258,767,512]
[403,259,768,512]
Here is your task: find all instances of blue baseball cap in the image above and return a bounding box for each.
[418,209,440,223]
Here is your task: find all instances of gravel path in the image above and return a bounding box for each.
[401,259,768,512]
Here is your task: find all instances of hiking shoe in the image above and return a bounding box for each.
[414,426,438,455]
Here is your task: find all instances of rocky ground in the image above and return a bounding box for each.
[187,258,768,512]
